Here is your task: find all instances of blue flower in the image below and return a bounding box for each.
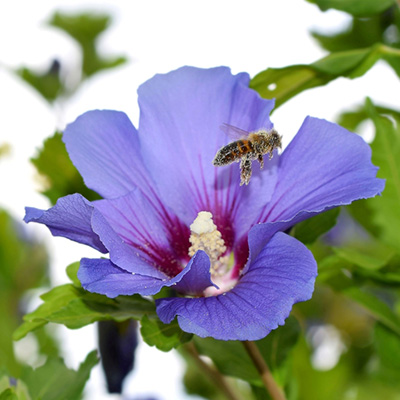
[25,66,384,341]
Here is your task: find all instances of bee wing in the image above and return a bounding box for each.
[220,123,250,140]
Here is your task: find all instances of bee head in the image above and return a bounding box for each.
[270,129,282,150]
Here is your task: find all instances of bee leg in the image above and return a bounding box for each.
[257,154,264,169]
[239,156,252,186]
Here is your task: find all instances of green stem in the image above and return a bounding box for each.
[242,341,287,400]
[183,342,243,400]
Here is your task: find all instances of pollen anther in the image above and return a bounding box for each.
[189,211,227,275]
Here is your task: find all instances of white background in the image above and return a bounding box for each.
[0,1,399,399]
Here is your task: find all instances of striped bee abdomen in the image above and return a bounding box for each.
[213,140,254,166]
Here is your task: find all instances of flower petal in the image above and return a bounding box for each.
[93,188,189,278]
[63,110,154,199]
[173,250,217,295]
[24,194,107,253]
[137,66,277,237]
[78,258,169,297]
[90,208,166,279]
[156,232,317,341]
[78,250,215,298]
[258,117,385,224]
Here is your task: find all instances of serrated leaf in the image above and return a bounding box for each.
[21,351,98,400]
[364,99,400,253]
[14,284,156,339]
[48,12,126,77]
[16,61,63,103]
[307,0,396,17]
[250,45,400,109]
[292,208,340,244]
[140,315,192,352]
[31,132,100,204]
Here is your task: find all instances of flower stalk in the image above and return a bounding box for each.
[183,342,243,400]
[242,341,287,400]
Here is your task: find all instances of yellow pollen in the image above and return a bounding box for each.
[188,211,227,275]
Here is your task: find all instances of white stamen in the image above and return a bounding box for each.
[189,211,227,275]
[189,211,216,235]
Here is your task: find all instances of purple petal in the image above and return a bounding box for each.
[63,110,154,199]
[258,117,385,224]
[90,208,166,279]
[156,232,317,341]
[137,66,277,240]
[78,250,215,298]
[78,258,169,297]
[173,250,217,295]
[24,194,107,253]
[92,188,189,278]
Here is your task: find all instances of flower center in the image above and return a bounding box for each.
[188,211,229,277]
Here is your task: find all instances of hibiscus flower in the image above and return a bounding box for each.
[25,66,384,340]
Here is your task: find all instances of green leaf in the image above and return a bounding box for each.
[333,240,395,270]
[66,262,81,287]
[250,45,400,109]
[14,284,156,339]
[15,60,63,103]
[140,315,192,352]
[343,287,400,336]
[21,351,98,400]
[48,12,126,77]
[31,132,100,204]
[0,376,31,400]
[292,208,340,244]
[312,9,400,53]
[374,322,400,369]
[307,0,396,16]
[194,316,300,385]
[0,389,17,400]
[364,99,400,253]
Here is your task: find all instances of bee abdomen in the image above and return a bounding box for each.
[213,140,254,166]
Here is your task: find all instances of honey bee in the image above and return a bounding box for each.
[213,123,282,186]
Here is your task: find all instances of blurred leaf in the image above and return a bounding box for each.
[181,353,224,400]
[0,210,49,374]
[0,375,31,400]
[21,351,98,400]
[333,240,395,270]
[312,8,400,53]
[194,316,300,385]
[48,12,126,77]
[374,322,400,369]
[364,98,400,253]
[338,104,400,132]
[31,132,100,204]
[0,143,11,158]
[194,337,259,385]
[16,60,63,103]
[292,208,340,244]
[14,284,155,339]
[344,287,400,336]
[140,315,192,352]
[306,0,396,16]
[250,44,400,109]
[0,390,17,400]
